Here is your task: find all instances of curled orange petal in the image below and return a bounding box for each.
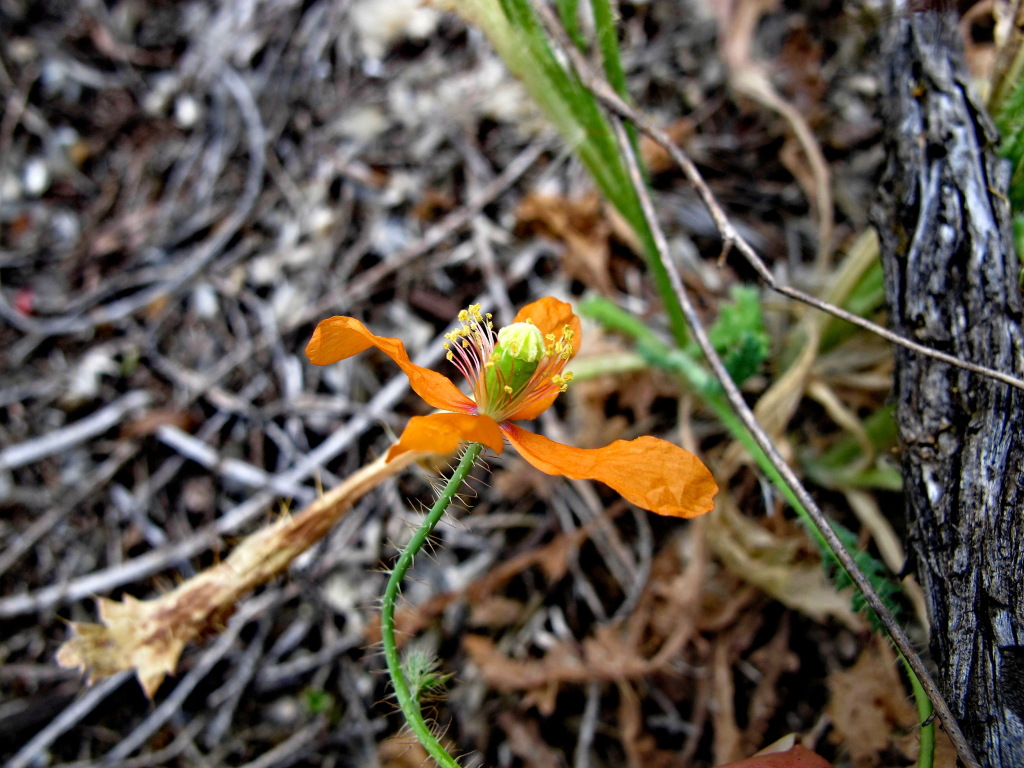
[504,390,561,422]
[387,413,505,462]
[505,401,551,423]
[306,316,474,413]
[503,424,717,518]
[512,297,582,362]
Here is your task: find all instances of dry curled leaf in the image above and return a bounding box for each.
[706,496,862,630]
[515,191,615,293]
[58,451,423,696]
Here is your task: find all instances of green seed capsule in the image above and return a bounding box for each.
[483,322,545,407]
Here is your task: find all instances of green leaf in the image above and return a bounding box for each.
[402,650,451,700]
[695,286,769,385]
[303,688,336,716]
[826,522,904,633]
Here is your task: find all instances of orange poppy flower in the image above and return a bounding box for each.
[306,297,717,518]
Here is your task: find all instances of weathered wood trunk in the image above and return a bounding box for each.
[872,11,1024,766]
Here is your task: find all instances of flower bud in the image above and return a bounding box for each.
[484,322,545,404]
[496,322,545,362]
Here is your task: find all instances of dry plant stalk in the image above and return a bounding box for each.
[57,449,427,697]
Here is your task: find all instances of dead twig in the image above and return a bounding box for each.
[0,442,137,579]
[234,718,325,768]
[319,137,550,313]
[6,671,132,768]
[0,66,265,341]
[0,391,150,472]
[154,424,316,504]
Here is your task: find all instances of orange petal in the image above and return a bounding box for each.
[512,297,582,361]
[387,413,505,461]
[504,389,562,422]
[503,424,717,518]
[505,399,553,422]
[306,316,474,413]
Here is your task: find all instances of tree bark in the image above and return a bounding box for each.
[872,11,1024,766]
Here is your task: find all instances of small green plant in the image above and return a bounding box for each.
[302,688,337,717]
[695,286,771,386]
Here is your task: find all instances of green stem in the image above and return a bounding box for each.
[475,0,690,344]
[380,442,483,768]
[903,651,936,768]
[594,290,941,764]
[556,0,585,50]
[590,0,640,160]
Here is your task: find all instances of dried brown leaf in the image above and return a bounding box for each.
[515,191,615,293]
[464,620,683,718]
[706,496,861,630]
[825,639,918,768]
[57,451,423,696]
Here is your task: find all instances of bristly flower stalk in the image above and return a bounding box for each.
[379,443,484,768]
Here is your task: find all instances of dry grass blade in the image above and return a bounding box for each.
[709,0,834,274]
[0,391,150,471]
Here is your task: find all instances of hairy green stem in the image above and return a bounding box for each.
[381,442,483,768]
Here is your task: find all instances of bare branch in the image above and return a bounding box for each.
[0,391,150,471]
